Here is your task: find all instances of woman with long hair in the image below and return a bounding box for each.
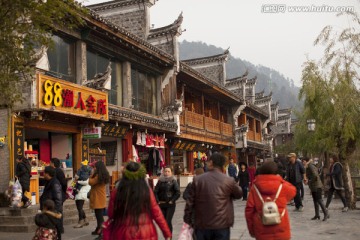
[303,157,329,221]
[89,161,110,236]
[154,166,180,234]
[103,162,171,240]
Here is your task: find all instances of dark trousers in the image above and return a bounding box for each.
[300,182,304,199]
[326,187,347,208]
[240,185,248,200]
[311,189,327,217]
[160,203,176,233]
[21,192,29,204]
[75,200,86,221]
[195,228,230,240]
[292,182,303,209]
[94,208,105,230]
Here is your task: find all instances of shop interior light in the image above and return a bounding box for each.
[129,124,132,129]
[201,143,205,146]
[115,121,118,127]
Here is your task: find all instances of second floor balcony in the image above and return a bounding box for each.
[179,110,233,140]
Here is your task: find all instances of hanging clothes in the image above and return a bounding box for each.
[136,131,141,145]
[159,135,165,149]
[141,132,146,146]
[146,134,154,148]
[147,148,161,176]
[153,134,160,149]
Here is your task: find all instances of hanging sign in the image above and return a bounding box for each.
[83,127,102,139]
[101,123,129,138]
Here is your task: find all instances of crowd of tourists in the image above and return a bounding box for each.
[14,151,349,240]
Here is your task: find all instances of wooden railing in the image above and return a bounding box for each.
[185,111,204,129]
[221,122,233,137]
[204,116,221,134]
[180,110,234,140]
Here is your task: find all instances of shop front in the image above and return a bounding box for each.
[10,73,108,203]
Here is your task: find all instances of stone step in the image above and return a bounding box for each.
[0,201,95,233]
[0,224,37,233]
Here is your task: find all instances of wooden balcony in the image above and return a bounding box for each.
[204,116,220,134]
[247,130,262,142]
[221,122,233,137]
[180,110,234,142]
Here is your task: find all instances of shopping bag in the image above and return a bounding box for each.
[11,179,23,207]
[178,222,193,240]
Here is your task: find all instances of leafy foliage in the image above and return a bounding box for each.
[0,0,86,108]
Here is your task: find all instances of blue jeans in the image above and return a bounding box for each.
[195,228,230,240]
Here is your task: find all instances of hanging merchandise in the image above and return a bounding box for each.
[154,134,159,149]
[136,131,141,145]
[159,149,166,169]
[132,145,139,162]
[141,132,146,146]
[159,134,165,149]
[197,151,201,160]
[193,151,197,159]
[147,148,161,176]
[146,134,154,148]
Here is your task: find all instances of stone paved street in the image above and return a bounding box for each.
[0,188,359,239]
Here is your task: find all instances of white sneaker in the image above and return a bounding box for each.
[342,207,348,212]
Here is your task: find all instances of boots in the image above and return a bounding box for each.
[84,218,89,226]
[319,200,329,221]
[74,219,86,228]
[311,202,320,220]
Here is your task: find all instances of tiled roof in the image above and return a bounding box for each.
[87,0,152,11]
[148,12,183,39]
[179,62,240,101]
[86,7,175,63]
[182,49,229,66]
[225,70,249,87]
[278,108,292,114]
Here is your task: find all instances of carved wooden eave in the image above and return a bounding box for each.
[88,0,155,11]
[108,106,177,132]
[278,108,292,115]
[246,76,257,86]
[179,62,240,105]
[82,9,175,68]
[271,101,279,110]
[255,93,272,105]
[148,12,183,39]
[247,140,270,151]
[245,103,269,119]
[182,49,230,66]
[255,90,265,98]
[225,74,248,87]
[278,114,291,121]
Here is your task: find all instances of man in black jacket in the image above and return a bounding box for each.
[40,166,63,240]
[15,156,32,208]
[50,158,67,233]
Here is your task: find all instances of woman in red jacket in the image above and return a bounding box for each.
[245,161,296,240]
[103,162,171,240]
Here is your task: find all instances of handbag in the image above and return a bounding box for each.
[87,190,91,199]
[178,222,194,240]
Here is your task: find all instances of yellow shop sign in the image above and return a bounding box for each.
[37,74,109,121]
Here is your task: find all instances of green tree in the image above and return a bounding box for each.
[0,0,85,108]
[296,12,360,208]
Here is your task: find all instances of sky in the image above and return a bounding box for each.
[81,0,360,86]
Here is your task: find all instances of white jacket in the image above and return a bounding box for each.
[75,179,91,201]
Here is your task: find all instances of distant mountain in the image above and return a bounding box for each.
[179,40,302,109]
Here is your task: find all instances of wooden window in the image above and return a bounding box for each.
[131,68,157,115]
[47,35,76,82]
[256,120,261,133]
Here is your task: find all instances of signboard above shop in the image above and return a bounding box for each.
[83,127,102,139]
[37,74,109,121]
[102,123,129,138]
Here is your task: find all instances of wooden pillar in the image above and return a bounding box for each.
[72,133,82,174]
[187,151,194,174]
[122,61,132,108]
